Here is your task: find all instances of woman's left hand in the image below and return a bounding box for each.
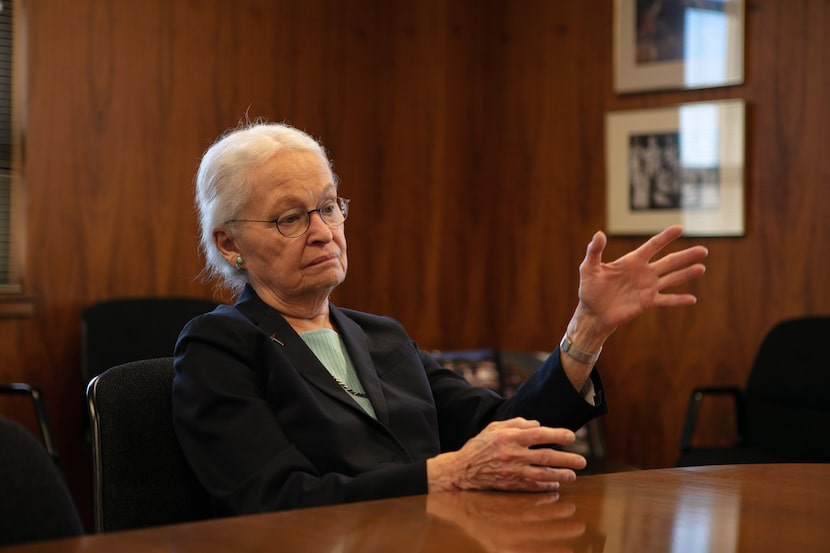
[575,225,708,338]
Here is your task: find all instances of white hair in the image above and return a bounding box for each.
[194,120,333,294]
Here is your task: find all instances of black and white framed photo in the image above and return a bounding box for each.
[614,0,744,93]
[605,99,745,236]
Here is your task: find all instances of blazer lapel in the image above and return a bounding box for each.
[234,288,389,423]
[330,306,391,427]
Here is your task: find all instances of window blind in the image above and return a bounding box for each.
[0,0,15,288]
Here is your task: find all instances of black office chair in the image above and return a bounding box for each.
[0,383,59,461]
[81,297,219,387]
[80,297,218,445]
[86,357,212,533]
[677,316,830,466]
[0,415,84,546]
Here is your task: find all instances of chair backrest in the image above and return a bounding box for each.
[86,357,212,533]
[81,297,218,387]
[743,316,830,459]
[0,416,83,546]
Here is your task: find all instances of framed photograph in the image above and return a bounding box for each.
[605,99,745,236]
[614,0,744,93]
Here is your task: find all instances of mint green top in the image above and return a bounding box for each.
[299,328,377,419]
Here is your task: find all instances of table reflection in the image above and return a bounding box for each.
[596,477,740,553]
[427,491,606,553]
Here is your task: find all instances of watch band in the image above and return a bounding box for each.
[560,335,601,365]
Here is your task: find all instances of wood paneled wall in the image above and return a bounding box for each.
[1,0,828,526]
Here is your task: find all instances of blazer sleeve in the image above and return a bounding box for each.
[506,349,608,427]
[173,310,427,516]
[425,348,607,452]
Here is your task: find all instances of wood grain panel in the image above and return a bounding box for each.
[1,0,828,527]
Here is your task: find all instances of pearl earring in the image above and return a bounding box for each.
[235,256,245,270]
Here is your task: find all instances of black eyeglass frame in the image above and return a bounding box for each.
[224,197,350,238]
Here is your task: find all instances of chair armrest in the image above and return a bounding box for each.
[679,386,746,453]
[0,383,59,461]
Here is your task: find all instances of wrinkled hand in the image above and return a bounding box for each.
[576,225,708,336]
[427,418,586,493]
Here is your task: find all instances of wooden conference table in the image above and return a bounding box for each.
[5,464,830,552]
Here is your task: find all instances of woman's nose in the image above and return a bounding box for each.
[305,210,334,241]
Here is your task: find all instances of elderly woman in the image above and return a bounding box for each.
[173,121,707,516]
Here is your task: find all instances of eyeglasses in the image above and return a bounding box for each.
[225,197,350,238]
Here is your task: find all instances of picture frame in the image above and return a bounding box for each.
[614,0,745,93]
[605,99,745,237]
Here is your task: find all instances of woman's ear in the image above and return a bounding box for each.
[214,227,240,266]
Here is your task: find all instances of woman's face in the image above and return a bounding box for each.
[217,149,348,308]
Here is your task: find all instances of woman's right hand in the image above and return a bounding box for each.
[426,417,587,493]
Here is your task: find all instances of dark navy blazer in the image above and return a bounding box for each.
[173,286,606,516]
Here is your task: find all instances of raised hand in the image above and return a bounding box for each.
[573,225,708,339]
